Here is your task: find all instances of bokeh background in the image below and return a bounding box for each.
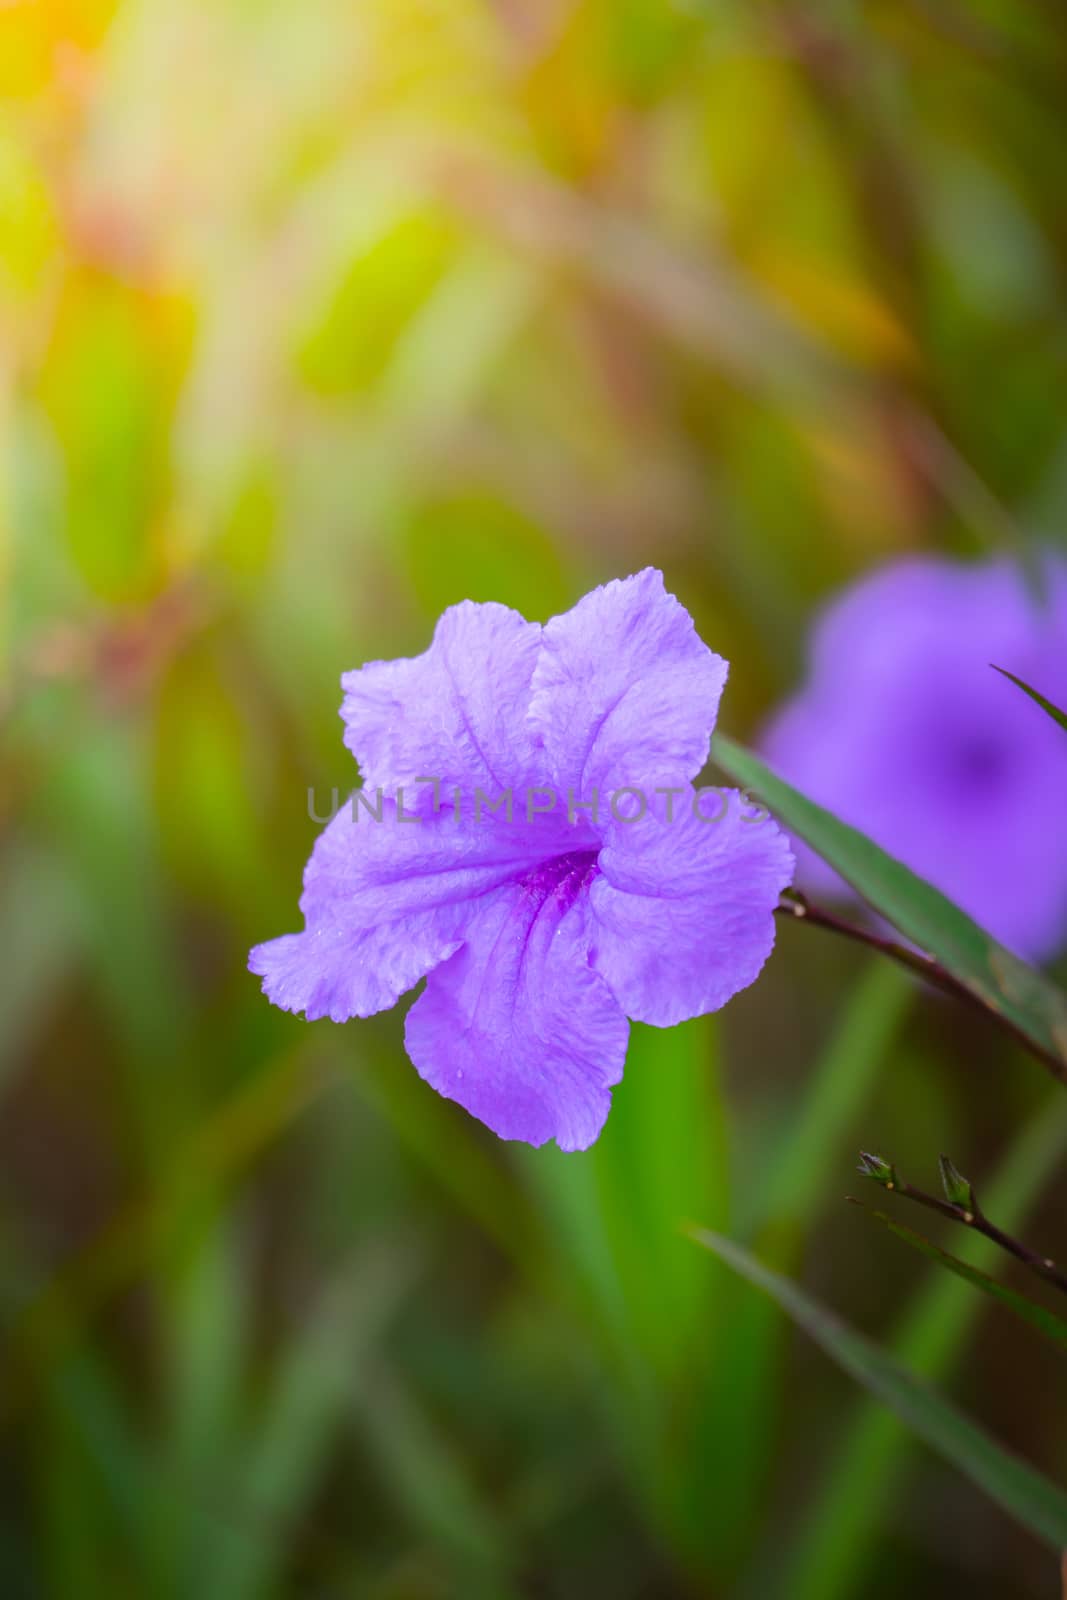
[4,2,1067,1595]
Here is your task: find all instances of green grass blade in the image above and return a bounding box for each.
[786,1095,1067,1600]
[0,843,79,1106]
[353,1357,519,1597]
[519,1017,728,1567]
[993,665,1067,735]
[713,734,1067,1077]
[151,1219,250,1587]
[51,1350,154,1568]
[694,960,912,1577]
[519,1016,726,1374]
[692,1230,1067,1551]
[755,963,914,1245]
[589,1016,729,1383]
[200,1245,413,1600]
[851,1200,1067,1352]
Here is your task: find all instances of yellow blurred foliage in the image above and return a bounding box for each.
[752,248,918,370]
[0,0,116,97]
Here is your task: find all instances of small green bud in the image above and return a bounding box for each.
[938,1154,975,1213]
[858,1151,897,1189]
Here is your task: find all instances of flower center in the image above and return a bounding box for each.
[952,734,1010,789]
[521,849,600,913]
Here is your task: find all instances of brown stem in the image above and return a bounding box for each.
[775,891,1067,1086]
[884,1176,1067,1301]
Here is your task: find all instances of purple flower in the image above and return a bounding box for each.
[761,554,1067,963]
[250,570,793,1150]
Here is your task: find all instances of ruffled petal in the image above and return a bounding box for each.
[249,801,575,1023]
[588,790,793,1027]
[528,569,728,797]
[404,854,629,1151]
[341,600,543,801]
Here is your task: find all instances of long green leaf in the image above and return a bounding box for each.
[787,1094,1067,1600]
[694,961,912,1577]
[713,734,1067,1077]
[755,963,914,1243]
[201,1244,415,1600]
[993,665,1067,736]
[851,1200,1067,1353]
[519,1017,728,1564]
[691,1230,1067,1550]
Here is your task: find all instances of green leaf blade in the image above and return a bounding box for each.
[789,1095,1067,1600]
[992,665,1067,736]
[851,1201,1067,1353]
[713,734,1067,1078]
[691,1230,1067,1551]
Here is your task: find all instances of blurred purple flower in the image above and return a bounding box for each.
[250,570,792,1150]
[761,554,1067,963]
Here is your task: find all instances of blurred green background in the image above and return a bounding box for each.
[3,2,1067,1595]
